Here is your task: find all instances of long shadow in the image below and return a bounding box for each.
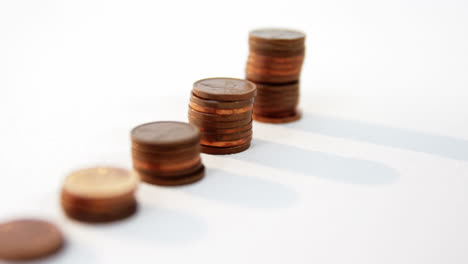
[233,139,398,185]
[285,113,468,161]
[179,167,297,209]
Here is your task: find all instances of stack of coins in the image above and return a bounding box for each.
[246,28,305,123]
[188,78,256,155]
[131,121,205,185]
[0,219,64,261]
[61,167,139,223]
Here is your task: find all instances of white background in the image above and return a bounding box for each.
[1,0,468,263]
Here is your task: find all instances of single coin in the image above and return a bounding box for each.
[132,148,199,162]
[193,78,257,101]
[248,52,305,64]
[132,156,201,172]
[63,167,138,199]
[138,165,205,186]
[134,162,203,179]
[253,109,302,123]
[190,93,254,109]
[254,98,299,108]
[131,121,200,149]
[198,121,252,134]
[189,102,253,115]
[201,142,251,155]
[246,72,301,84]
[189,114,252,129]
[249,28,305,43]
[62,200,137,223]
[200,135,252,148]
[201,128,252,141]
[131,142,199,156]
[0,219,64,261]
[254,109,297,117]
[254,81,299,92]
[246,65,302,76]
[188,107,252,122]
[61,189,135,209]
[255,90,299,99]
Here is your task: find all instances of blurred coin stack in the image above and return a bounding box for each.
[131,121,205,185]
[61,167,139,223]
[246,28,305,123]
[188,78,256,154]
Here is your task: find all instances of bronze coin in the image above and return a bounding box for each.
[253,109,302,123]
[248,52,305,64]
[131,141,199,156]
[193,78,256,101]
[62,200,137,223]
[138,165,205,186]
[131,121,200,149]
[61,192,136,215]
[198,121,252,134]
[132,156,201,172]
[190,93,254,109]
[246,72,301,84]
[254,81,299,92]
[200,135,252,148]
[189,102,253,115]
[201,142,251,155]
[249,28,305,46]
[249,46,305,57]
[134,162,203,179]
[0,219,64,261]
[62,167,139,199]
[201,128,252,141]
[61,189,135,209]
[189,114,252,129]
[131,147,200,162]
[255,90,299,99]
[189,107,252,122]
[254,98,299,108]
[254,108,297,117]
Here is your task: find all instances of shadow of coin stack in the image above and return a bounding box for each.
[246,28,306,123]
[131,121,205,186]
[188,78,256,155]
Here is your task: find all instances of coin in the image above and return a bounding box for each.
[0,219,64,261]
[190,93,254,109]
[200,142,251,155]
[189,102,253,115]
[189,107,253,122]
[193,78,257,101]
[188,114,252,128]
[137,165,205,186]
[253,109,302,123]
[200,135,252,147]
[201,128,252,141]
[131,121,200,149]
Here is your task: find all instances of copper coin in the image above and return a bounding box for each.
[201,128,252,141]
[193,78,256,101]
[189,102,253,115]
[201,142,251,155]
[254,99,299,109]
[138,165,205,186]
[62,200,137,223]
[132,141,199,156]
[198,121,252,134]
[61,192,136,214]
[134,162,203,179]
[131,121,200,149]
[254,81,299,92]
[0,219,64,261]
[132,156,201,172]
[190,93,254,109]
[253,109,302,123]
[248,52,305,64]
[200,135,252,148]
[189,114,252,129]
[246,72,301,84]
[189,107,252,122]
[254,109,297,117]
[254,90,299,99]
[61,189,135,209]
[131,147,200,162]
[62,167,139,199]
[249,28,305,45]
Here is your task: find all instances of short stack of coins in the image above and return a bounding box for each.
[188,77,256,155]
[61,167,139,223]
[246,28,306,123]
[131,121,205,185]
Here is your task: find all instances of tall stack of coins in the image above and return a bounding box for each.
[246,28,305,123]
[188,78,256,155]
[131,121,205,185]
[61,167,139,223]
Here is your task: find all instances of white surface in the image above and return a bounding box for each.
[1,0,468,263]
